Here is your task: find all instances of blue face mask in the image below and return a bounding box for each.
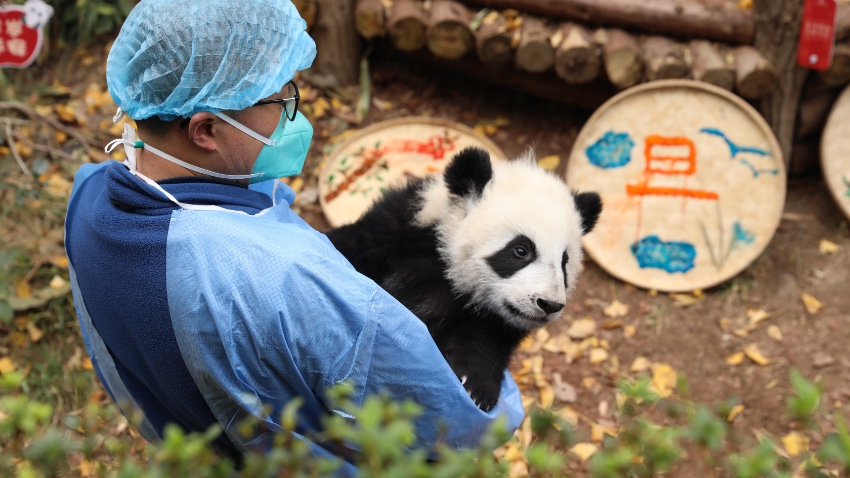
[216,110,314,183]
[114,110,313,185]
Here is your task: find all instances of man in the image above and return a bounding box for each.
[64,0,523,470]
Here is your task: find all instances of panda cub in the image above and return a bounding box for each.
[326,147,602,412]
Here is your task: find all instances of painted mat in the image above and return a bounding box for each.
[319,117,506,227]
[567,80,786,292]
[821,84,850,223]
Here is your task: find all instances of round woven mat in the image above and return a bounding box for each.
[567,80,786,292]
[319,117,506,227]
[821,84,850,222]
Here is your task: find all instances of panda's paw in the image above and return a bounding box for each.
[458,373,501,412]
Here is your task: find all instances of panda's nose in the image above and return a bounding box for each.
[537,298,564,314]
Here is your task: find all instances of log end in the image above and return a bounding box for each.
[428,23,474,60]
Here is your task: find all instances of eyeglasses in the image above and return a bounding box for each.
[179,80,300,129]
[253,80,300,122]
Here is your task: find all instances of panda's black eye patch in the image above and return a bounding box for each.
[487,234,537,278]
[561,250,569,288]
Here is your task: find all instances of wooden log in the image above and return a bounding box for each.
[388,0,429,52]
[355,0,386,40]
[293,0,318,31]
[474,10,514,66]
[554,22,600,84]
[838,2,850,42]
[427,0,474,60]
[753,0,807,167]
[455,0,754,44]
[601,28,643,89]
[818,43,850,87]
[690,40,734,91]
[515,17,554,73]
[376,40,618,110]
[733,45,778,99]
[312,0,360,86]
[641,35,689,81]
[795,87,841,140]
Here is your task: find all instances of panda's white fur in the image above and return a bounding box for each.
[415,151,587,331]
[326,147,601,411]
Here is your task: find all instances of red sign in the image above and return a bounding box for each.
[797,0,838,71]
[0,0,53,69]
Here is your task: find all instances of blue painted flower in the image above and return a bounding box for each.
[631,235,696,274]
[732,221,755,245]
[586,131,634,169]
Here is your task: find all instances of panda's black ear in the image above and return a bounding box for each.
[444,147,493,199]
[574,191,602,235]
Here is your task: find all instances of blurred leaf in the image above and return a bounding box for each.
[787,369,820,421]
[743,343,770,366]
[0,300,12,324]
[651,363,677,398]
[801,292,823,314]
[356,52,371,123]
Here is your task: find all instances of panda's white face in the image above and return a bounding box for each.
[416,150,596,331]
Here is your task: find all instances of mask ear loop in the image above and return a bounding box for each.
[216,112,277,146]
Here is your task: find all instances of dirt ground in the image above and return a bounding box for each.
[298,56,850,450]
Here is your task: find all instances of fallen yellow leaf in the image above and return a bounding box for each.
[782,432,809,457]
[588,348,609,364]
[801,292,822,314]
[539,386,555,408]
[49,275,68,290]
[727,404,745,422]
[0,357,16,374]
[78,459,94,477]
[651,363,677,397]
[54,104,78,123]
[623,325,636,338]
[312,97,330,119]
[26,322,44,343]
[567,317,597,339]
[16,279,31,299]
[509,460,529,477]
[537,155,560,171]
[603,299,629,318]
[670,292,703,307]
[819,239,840,254]
[631,356,652,372]
[743,343,770,366]
[569,443,598,462]
[48,256,69,269]
[726,352,745,365]
[767,325,783,341]
[556,407,579,426]
[82,357,94,370]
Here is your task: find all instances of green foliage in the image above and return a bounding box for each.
[819,415,850,474]
[685,406,727,451]
[787,368,821,422]
[2,352,848,477]
[727,439,790,478]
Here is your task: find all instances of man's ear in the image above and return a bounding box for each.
[186,112,219,151]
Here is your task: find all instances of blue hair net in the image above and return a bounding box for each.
[107,0,316,121]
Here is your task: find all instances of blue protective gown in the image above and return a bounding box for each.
[64,160,524,470]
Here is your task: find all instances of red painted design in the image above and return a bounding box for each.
[324,132,458,202]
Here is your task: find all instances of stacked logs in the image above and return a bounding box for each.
[353,0,850,175]
[354,0,791,102]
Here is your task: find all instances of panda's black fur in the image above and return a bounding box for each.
[326,147,601,411]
